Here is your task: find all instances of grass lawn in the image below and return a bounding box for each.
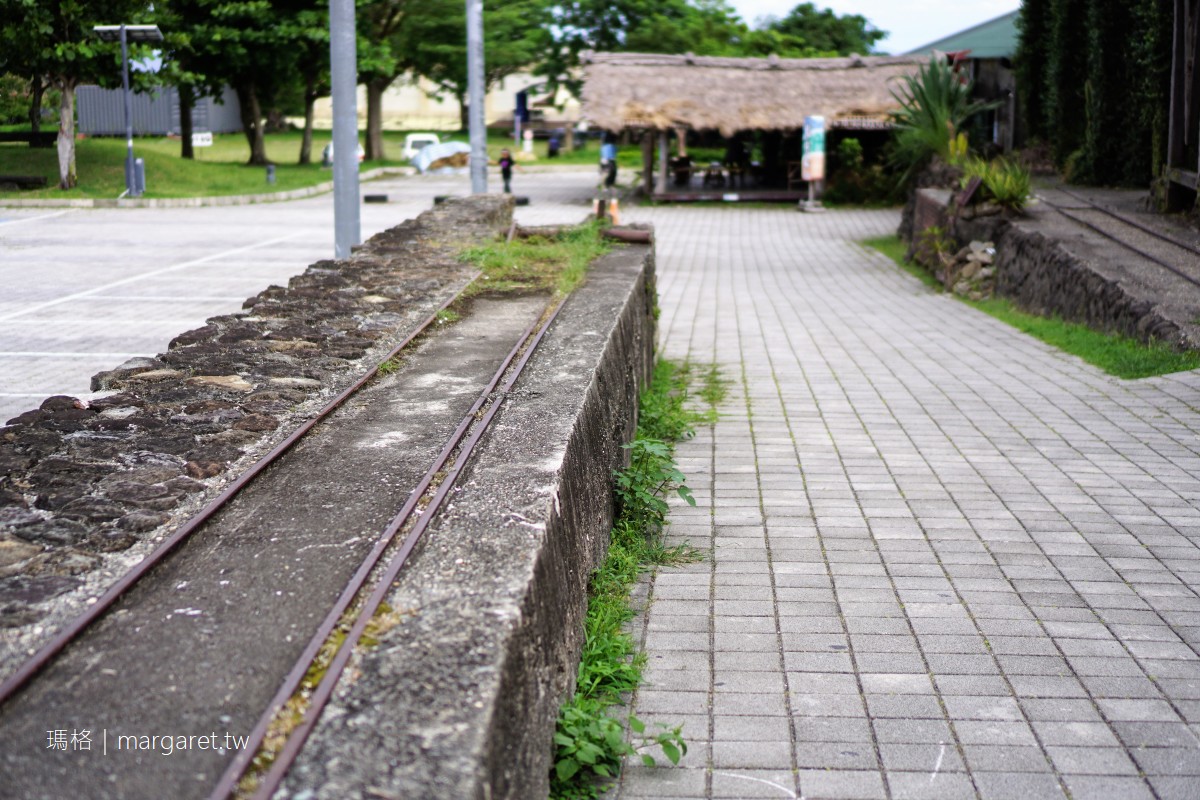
[863,234,1200,379]
[0,128,604,201]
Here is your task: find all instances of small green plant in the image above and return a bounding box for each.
[614,439,695,529]
[435,308,461,325]
[548,359,717,800]
[961,156,1032,213]
[914,224,956,274]
[376,357,402,376]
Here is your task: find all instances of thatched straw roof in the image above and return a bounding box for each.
[581,51,926,136]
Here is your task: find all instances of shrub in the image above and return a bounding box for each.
[961,156,1032,213]
[889,56,999,185]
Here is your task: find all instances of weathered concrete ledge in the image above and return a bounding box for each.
[0,196,511,671]
[281,243,657,799]
[907,188,1199,349]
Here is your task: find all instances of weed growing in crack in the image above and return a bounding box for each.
[549,359,719,799]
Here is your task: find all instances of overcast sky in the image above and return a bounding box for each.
[727,0,1022,55]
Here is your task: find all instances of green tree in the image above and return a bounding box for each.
[359,0,414,161]
[0,0,153,188]
[158,0,225,159]
[1014,0,1050,142]
[1045,0,1089,167]
[408,0,549,130]
[160,0,303,165]
[758,2,884,54]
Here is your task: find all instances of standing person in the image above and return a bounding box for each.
[498,148,515,194]
[600,133,618,189]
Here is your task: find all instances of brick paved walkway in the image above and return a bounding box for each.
[615,205,1200,800]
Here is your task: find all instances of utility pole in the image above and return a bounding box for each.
[330,0,360,257]
[466,0,487,194]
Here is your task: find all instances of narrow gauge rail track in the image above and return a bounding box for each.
[0,277,568,799]
[1039,187,1200,290]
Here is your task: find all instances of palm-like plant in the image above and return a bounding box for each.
[889,56,999,184]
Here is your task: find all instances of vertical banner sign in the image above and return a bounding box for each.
[801,115,826,182]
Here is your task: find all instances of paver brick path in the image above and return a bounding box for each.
[616,205,1200,800]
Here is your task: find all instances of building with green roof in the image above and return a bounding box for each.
[907,11,1022,153]
[906,11,1020,60]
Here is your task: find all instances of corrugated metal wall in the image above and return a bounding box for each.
[78,86,242,135]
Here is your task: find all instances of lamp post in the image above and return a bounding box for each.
[93,24,163,198]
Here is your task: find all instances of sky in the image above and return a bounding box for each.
[728,0,1022,55]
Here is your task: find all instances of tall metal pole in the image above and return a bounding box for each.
[120,25,135,197]
[466,0,487,194]
[330,0,360,258]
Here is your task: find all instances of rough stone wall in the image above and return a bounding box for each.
[280,245,657,800]
[906,188,1187,348]
[993,226,1186,344]
[0,197,509,636]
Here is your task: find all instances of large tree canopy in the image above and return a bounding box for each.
[0,0,153,187]
[758,2,884,55]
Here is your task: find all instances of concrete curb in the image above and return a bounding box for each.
[0,166,416,209]
[282,244,657,799]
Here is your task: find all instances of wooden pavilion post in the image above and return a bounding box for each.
[642,131,654,196]
[1166,0,1200,210]
[656,129,669,195]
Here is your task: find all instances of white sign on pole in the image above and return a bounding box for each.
[801,116,825,182]
[191,131,213,147]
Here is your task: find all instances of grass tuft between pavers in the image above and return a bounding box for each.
[862,234,1200,380]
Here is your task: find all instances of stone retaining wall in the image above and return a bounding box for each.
[905,188,1189,348]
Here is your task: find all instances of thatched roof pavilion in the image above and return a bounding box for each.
[581,51,925,137]
[580,51,925,200]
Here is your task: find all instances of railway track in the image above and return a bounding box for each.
[0,280,568,799]
[1039,186,1200,290]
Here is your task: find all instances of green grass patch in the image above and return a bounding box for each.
[459,220,609,297]
[863,234,1200,379]
[862,234,942,291]
[550,359,717,799]
[966,297,1200,379]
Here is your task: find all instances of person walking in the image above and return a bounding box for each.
[498,148,515,194]
[600,134,618,189]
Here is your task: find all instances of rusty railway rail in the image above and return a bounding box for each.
[1040,187,1200,290]
[0,275,568,798]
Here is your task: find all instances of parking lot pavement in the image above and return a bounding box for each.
[0,169,595,421]
[614,204,1200,800]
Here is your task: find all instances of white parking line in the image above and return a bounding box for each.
[0,209,77,227]
[0,232,305,322]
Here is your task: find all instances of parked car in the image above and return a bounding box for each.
[322,141,365,165]
[402,133,440,161]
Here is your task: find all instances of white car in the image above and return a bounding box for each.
[402,133,440,161]
[322,141,365,165]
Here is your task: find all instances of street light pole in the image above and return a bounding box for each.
[329,0,361,258]
[466,0,487,194]
[119,25,134,197]
[93,25,163,198]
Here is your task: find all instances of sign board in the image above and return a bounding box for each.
[801,116,825,182]
[191,131,213,147]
